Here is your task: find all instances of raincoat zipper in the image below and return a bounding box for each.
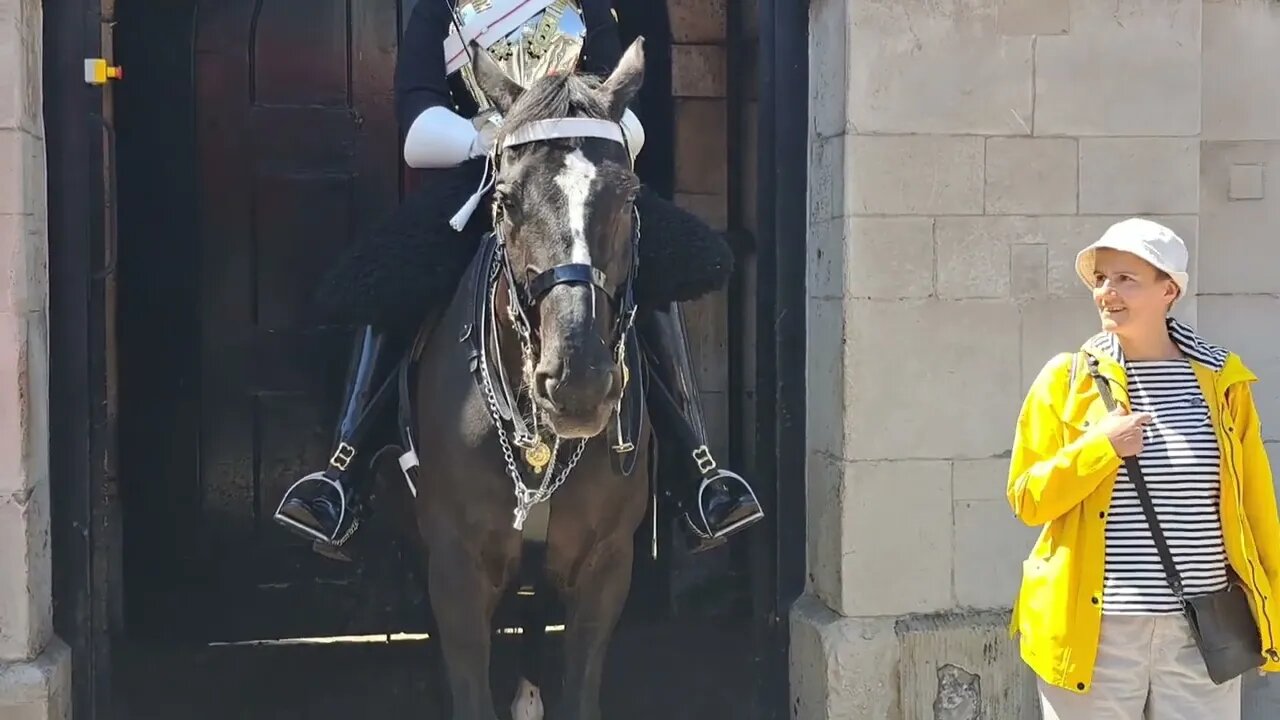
[1222,399,1279,657]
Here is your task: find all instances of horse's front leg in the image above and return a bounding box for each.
[427,532,510,720]
[552,535,634,720]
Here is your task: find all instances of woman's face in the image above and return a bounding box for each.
[1089,248,1179,334]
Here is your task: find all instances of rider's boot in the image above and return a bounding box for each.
[273,325,398,557]
[640,301,764,553]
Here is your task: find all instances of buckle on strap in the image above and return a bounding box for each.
[692,445,717,475]
[330,442,356,471]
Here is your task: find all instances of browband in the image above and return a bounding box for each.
[500,118,628,151]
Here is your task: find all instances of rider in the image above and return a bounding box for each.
[273,0,763,556]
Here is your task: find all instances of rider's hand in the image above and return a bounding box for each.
[469,111,502,159]
[1092,405,1152,458]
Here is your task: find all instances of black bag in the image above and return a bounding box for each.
[1086,353,1262,684]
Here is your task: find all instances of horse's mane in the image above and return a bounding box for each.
[497,72,611,142]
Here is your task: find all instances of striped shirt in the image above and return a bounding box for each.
[1102,358,1229,615]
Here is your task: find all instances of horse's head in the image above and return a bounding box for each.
[471,37,646,438]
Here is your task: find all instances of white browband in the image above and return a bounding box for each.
[499,118,628,151]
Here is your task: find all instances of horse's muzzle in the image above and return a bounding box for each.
[534,346,621,438]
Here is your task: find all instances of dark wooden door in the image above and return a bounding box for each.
[190,0,413,642]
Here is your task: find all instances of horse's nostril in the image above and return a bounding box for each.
[537,370,560,407]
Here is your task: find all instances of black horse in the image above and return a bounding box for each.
[401,38,654,720]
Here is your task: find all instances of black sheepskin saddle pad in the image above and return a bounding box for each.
[311,163,736,332]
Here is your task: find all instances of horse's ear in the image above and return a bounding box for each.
[599,36,645,121]
[469,40,524,114]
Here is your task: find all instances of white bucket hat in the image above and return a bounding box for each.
[1075,218,1189,301]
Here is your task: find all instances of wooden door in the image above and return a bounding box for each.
[190,0,413,641]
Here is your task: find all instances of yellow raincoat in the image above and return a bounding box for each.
[1008,325,1280,694]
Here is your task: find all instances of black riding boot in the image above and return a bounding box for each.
[273,325,399,559]
[640,302,764,553]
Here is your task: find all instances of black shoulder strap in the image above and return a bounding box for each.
[1085,354,1185,600]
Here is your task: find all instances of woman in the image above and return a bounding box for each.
[1007,217,1280,718]
[271,0,763,557]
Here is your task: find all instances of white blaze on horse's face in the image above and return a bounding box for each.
[554,149,598,267]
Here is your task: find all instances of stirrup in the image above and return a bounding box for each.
[683,468,764,543]
[272,471,357,546]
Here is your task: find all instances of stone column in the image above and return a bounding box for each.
[0,0,71,716]
[793,0,1280,717]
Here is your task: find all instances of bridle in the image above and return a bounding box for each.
[490,117,640,366]
[474,115,643,531]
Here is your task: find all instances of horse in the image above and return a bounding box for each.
[397,37,654,720]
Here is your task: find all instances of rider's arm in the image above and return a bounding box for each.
[394,1,484,168]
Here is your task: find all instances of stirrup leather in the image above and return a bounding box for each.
[272,471,360,546]
[683,467,764,541]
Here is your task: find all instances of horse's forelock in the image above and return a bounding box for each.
[497,73,611,144]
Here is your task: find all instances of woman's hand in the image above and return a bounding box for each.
[1093,405,1152,457]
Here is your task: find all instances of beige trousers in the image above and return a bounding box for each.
[1038,614,1241,720]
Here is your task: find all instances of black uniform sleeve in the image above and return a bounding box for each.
[579,0,623,76]
[394,0,455,130]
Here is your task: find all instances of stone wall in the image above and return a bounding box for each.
[0,0,71,716]
[799,0,1280,717]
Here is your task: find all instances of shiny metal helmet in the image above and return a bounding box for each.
[443,0,589,112]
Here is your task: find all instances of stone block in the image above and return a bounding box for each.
[809,134,843,223]
[791,595,901,720]
[1203,2,1280,141]
[1198,295,1280,434]
[0,311,44,499]
[0,638,70,720]
[1010,244,1048,299]
[673,99,726,195]
[0,130,44,217]
[1243,668,1280,720]
[672,192,726,231]
[1034,1,1200,136]
[984,137,1077,215]
[0,213,46,316]
[954,458,1014,503]
[1019,299,1103,391]
[954,499,1040,609]
[1200,142,1280,295]
[936,216,1060,300]
[845,217,934,300]
[809,0,847,139]
[1229,164,1265,201]
[845,135,984,215]
[897,610,1040,719]
[998,0,1070,35]
[0,475,51,661]
[845,299,1023,460]
[0,0,41,136]
[848,2,1033,135]
[808,218,844,299]
[838,460,954,615]
[671,45,725,98]
[667,0,725,43]
[806,299,845,460]
[806,452,844,610]
[1079,138,1199,214]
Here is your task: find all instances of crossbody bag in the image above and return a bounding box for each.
[1085,352,1262,684]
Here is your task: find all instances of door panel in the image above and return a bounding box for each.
[191,0,412,642]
